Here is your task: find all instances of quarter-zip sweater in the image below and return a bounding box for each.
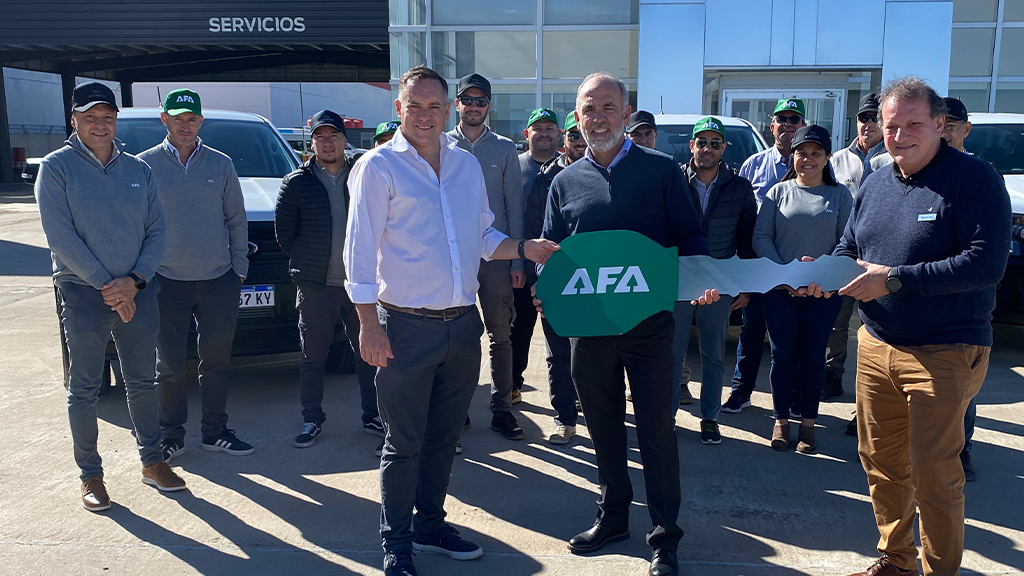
[834,141,1011,347]
[138,140,248,281]
[35,134,165,289]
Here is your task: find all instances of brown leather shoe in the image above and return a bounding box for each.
[771,421,790,451]
[81,477,111,512]
[796,424,816,454]
[847,556,919,576]
[142,460,187,492]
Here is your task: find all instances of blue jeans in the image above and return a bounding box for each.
[671,297,734,420]
[541,316,578,427]
[761,291,843,420]
[730,293,766,397]
[60,280,163,481]
[962,398,977,456]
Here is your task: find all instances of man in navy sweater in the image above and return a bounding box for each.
[835,77,1010,576]
[539,72,715,576]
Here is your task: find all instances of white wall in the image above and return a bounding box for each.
[638,1,705,114]
[132,82,274,117]
[269,82,393,129]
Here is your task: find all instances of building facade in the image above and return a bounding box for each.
[389,0,1024,147]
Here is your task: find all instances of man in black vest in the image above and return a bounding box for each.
[275,109,381,449]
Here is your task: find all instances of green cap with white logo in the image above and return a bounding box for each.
[564,113,578,132]
[692,116,725,139]
[773,97,805,117]
[374,120,400,142]
[163,88,202,116]
[527,107,558,128]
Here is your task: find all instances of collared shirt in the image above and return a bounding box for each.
[739,145,790,207]
[163,137,202,170]
[344,128,507,310]
[313,158,349,287]
[688,166,719,215]
[585,136,632,173]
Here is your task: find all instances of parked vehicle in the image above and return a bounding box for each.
[650,114,768,170]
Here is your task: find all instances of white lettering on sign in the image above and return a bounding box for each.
[209,16,306,33]
[562,266,650,295]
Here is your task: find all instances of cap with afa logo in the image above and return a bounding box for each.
[564,113,578,132]
[374,120,401,142]
[774,97,806,117]
[527,108,558,128]
[310,109,347,136]
[626,110,657,133]
[163,89,202,116]
[792,124,832,155]
[692,116,725,139]
[71,81,119,113]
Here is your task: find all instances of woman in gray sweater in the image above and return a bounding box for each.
[752,125,852,454]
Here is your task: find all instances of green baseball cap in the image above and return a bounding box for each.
[163,88,202,116]
[773,97,805,117]
[692,116,725,139]
[564,113,578,132]
[527,107,558,128]
[374,120,400,142]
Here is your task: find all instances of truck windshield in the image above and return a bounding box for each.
[654,124,765,170]
[965,124,1024,175]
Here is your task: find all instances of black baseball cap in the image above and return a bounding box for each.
[792,124,832,155]
[944,97,969,122]
[857,92,880,116]
[626,110,657,133]
[71,81,119,113]
[310,109,347,136]
[457,73,491,99]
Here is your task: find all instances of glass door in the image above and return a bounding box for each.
[722,89,845,152]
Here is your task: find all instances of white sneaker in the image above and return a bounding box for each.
[547,424,576,445]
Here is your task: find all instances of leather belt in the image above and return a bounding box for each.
[379,301,472,322]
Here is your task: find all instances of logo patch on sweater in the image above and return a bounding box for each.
[131,183,141,188]
[918,213,937,222]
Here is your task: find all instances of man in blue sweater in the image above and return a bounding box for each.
[540,72,716,576]
[139,89,253,460]
[836,77,1010,576]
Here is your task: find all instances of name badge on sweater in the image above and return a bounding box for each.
[918,213,937,222]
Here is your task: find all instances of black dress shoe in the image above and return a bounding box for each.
[649,548,678,576]
[567,522,629,554]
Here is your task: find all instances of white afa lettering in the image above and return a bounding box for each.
[562,266,650,296]
[176,95,195,103]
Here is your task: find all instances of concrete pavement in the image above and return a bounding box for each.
[2,199,1022,576]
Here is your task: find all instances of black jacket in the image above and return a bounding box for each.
[274,156,351,286]
[524,154,570,283]
[682,159,757,259]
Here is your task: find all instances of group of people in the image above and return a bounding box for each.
[35,65,1010,576]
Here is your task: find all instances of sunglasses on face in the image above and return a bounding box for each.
[458,96,490,108]
[857,113,878,124]
[774,114,803,125]
[566,131,583,142]
[694,138,724,150]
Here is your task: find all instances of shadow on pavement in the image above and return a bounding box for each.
[0,239,53,276]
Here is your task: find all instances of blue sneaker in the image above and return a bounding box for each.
[383,549,417,576]
[413,524,482,560]
[202,429,254,456]
[721,391,751,414]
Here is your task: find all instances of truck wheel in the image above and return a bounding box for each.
[325,342,357,374]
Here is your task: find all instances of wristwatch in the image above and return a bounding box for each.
[129,272,147,290]
[518,239,527,259]
[885,267,902,294]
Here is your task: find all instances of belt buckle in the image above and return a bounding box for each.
[442,308,456,321]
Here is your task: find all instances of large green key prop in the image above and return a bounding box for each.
[535,230,865,338]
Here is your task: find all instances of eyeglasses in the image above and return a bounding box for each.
[857,113,878,124]
[694,138,724,150]
[774,114,803,125]
[458,96,490,108]
[566,131,583,142]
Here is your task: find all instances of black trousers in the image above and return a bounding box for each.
[570,311,683,551]
[510,285,538,391]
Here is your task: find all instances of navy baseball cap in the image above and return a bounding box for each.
[792,125,832,155]
[457,73,491,98]
[310,109,347,136]
[944,97,969,122]
[626,110,657,133]
[71,81,118,113]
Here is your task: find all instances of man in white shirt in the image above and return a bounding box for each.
[344,65,558,576]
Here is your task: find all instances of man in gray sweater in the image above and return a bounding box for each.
[447,73,526,440]
[36,82,185,512]
[138,89,253,460]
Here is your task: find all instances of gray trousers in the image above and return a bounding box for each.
[825,296,857,380]
[376,305,483,552]
[478,263,515,414]
[60,280,163,481]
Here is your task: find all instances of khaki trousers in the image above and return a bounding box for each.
[855,326,989,576]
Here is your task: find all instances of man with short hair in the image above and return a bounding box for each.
[275,109,382,449]
[823,93,887,402]
[626,110,658,149]
[524,112,585,444]
[675,117,757,445]
[539,72,716,576]
[511,107,561,403]
[374,120,400,147]
[722,98,806,415]
[447,73,527,440]
[139,89,252,460]
[345,65,557,576]
[36,81,185,511]
[837,77,1010,576]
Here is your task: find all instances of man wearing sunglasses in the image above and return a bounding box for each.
[675,117,758,445]
[447,73,527,441]
[722,98,805,416]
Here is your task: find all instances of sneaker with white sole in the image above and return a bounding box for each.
[363,416,385,437]
[413,524,482,560]
[141,460,187,492]
[721,391,751,414]
[510,389,522,404]
[202,429,254,455]
[294,422,322,448]
[547,424,576,445]
[81,477,111,512]
[161,438,186,461]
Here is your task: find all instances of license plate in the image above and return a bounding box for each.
[239,285,275,308]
